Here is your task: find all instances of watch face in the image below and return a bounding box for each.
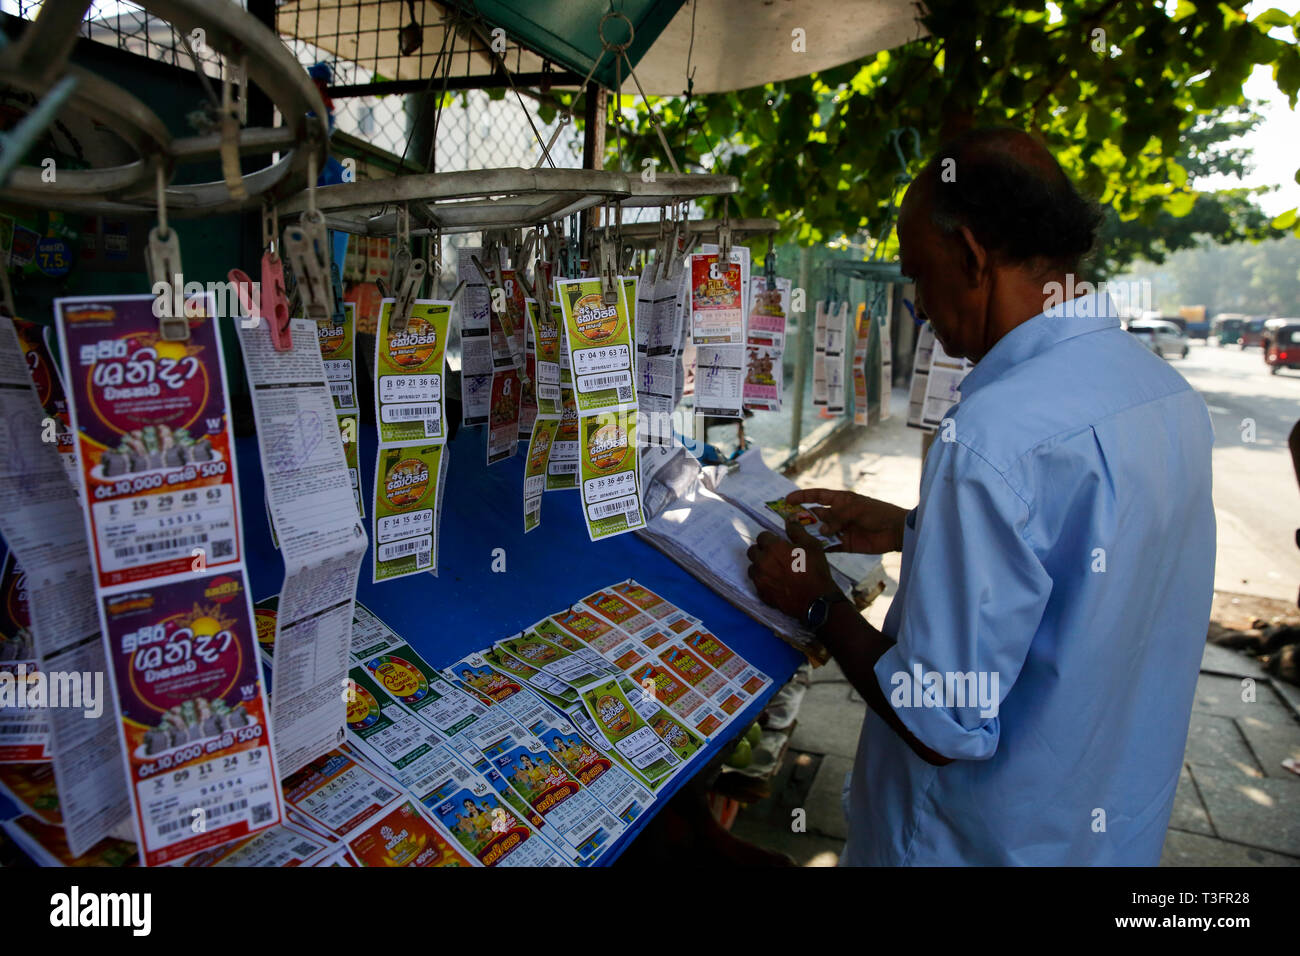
[805,597,828,629]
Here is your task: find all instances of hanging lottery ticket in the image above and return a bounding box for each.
[12,317,78,486]
[372,443,445,582]
[853,303,870,425]
[688,246,749,419]
[556,276,637,416]
[457,246,493,425]
[319,301,364,517]
[743,276,789,412]
[0,318,127,856]
[238,316,367,776]
[825,300,849,415]
[55,295,280,865]
[374,299,453,446]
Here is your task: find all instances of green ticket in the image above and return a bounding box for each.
[579,409,645,541]
[375,299,453,446]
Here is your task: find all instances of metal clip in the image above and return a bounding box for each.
[765,237,777,292]
[389,258,425,334]
[598,221,619,304]
[220,60,246,201]
[282,210,334,322]
[390,204,413,291]
[145,164,189,341]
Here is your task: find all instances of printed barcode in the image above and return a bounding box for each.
[113,533,208,559]
[212,539,234,557]
[417,550,431,567]
[157,798,249,836]
[590,498,634,518]
[293,841,319,856]
[386,540,420,555]
[423,419,441,437]
[374,787,396,802]
[585,374,627,389]
[617,385,632,400]
[389,404,440,419]
[550,462,578,474]
[251,802,274,824]
[0,724,45,734]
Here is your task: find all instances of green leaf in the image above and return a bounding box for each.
[1166,191,1197,216]
[1252,8,1294,28]
[1271,207,1298,229]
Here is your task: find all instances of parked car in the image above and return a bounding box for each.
[1240,318,1269,348]
[1265,323,1300,375]
[1127,320,1189,359]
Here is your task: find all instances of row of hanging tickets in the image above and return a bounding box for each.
[234,174,367,777]
[371,206,453,583]
[742,240,791,412]
[555,202,646,542]
[687,207,750,423]
[0,313,130,858]
[54,236,283,865]
[522,225,564,531]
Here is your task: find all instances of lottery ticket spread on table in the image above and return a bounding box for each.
[56,296,281,865]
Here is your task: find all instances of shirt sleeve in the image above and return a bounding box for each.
[873,440,1051,761]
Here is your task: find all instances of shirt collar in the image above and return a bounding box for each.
[958,292,1121,399]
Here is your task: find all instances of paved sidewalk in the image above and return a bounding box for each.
[728,393,1300,865]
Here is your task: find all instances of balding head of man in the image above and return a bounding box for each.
[897,127,1104,362]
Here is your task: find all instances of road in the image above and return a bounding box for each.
[1170,340,1300,602]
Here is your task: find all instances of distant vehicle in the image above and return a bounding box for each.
[1213,314,1246,346]
[1128,320,1189,360]
[1179,305,1209,340]
[1265,323,1300,375]
[1240,318,1269,348]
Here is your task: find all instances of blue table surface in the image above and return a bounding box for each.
[235,423,803,864]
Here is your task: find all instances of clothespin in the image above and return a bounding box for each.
[220,57,247,201]
[389,259,425,334]
[717,198,733,266]
[765,237,777,292]
[145,163,188,341]
[229,201,291,349]
[599,233,618,305]
[281,154,334,322]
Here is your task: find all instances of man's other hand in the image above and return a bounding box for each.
[746,520,840,619]
[785,488,910,554]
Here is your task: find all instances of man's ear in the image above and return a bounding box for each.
[956,225,988,285]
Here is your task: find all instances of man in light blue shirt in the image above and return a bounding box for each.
[746,128,1215,865]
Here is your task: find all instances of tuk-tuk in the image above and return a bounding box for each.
[1213,315,1245,345]
[1265,323,1300,375]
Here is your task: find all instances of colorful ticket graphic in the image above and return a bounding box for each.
[375,299,452,446]
[13,317,77,485]
[579,409,645,541]
[346,798,476,867]
[100,570,281,865]
[763,498,840,546]
[524,415,559,532]
[372,444,444,582]
[546,388,580,491]
[487,366,521,465]
[425,766,568,867]
[577,678,678,787]
[55,296,242,589]
[556,277,636,416]
[360,643,488,738]
[526,298,562,415]
[443,653,523,705]
[319,300,358,413]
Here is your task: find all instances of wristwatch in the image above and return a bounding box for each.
[804,590,850,632]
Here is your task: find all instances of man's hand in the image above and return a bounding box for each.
[785,488,910,554]
[746,520,840,619]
